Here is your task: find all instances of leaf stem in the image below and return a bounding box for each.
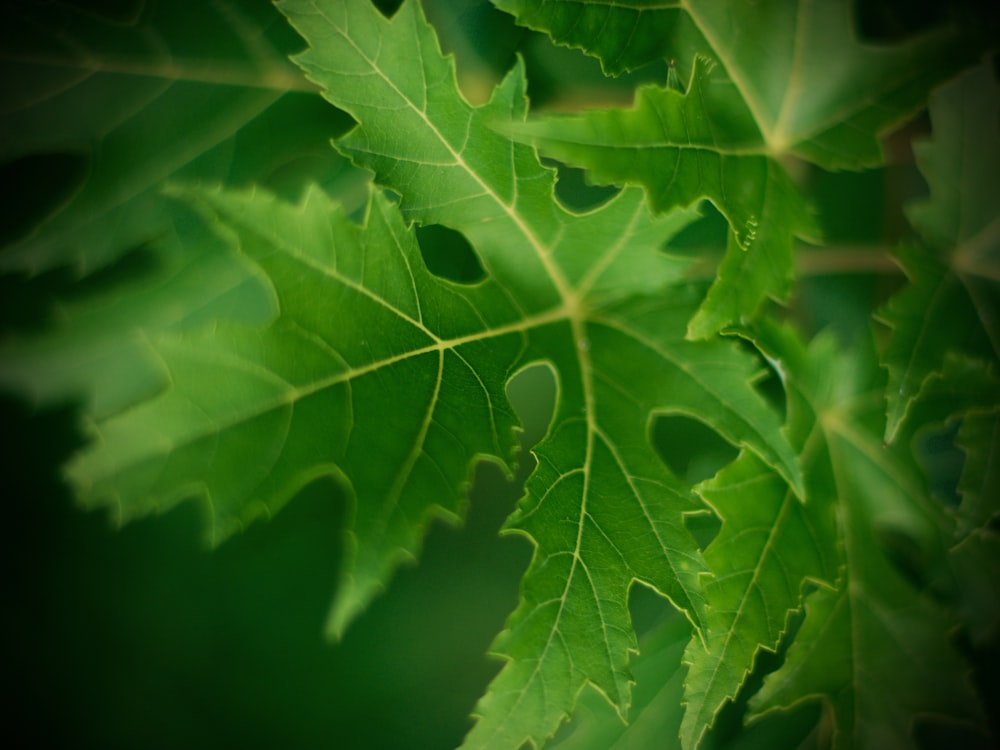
[683,245,900,280]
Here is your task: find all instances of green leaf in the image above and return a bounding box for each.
[282,3,801,744]
[68,184,530,637]
[494,0,982,167]
[914,364,1000,645]
[886,354,1000,647]
[492,0,710,77]
[547,612,692,750]
[4,2,995,749]
[496,0,984,336]
[505,55,819,339]
[901,354,1000,537]
[0,200,276,417]
[0,0,361,275]
[680,448,839,748]
[745,324,986,749]
[52,2,806,747]
[954,408,1000,539]
[878,63,1000,443]
[673,323,846,748]
[949,527,1000,648]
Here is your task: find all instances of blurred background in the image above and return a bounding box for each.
[2,0,996,748]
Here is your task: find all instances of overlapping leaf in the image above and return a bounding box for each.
[0,201,277,417]
[546,613,692,750]
[3,2,995,749]
[50,0,807,747]
[878,63,1000,443]
[679,386,839,748]
[277,2,804,744]
[0,0,359,276]
[504,54,818,339]
[744,323,986,749]
[495,0,983,338]
[492,0,710,77]
[68,184,531,639]
[494,0,981,166]
[900,352,1000,646]
[0,0,371,421]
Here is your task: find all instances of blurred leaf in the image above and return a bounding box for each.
[746,323,987,749]
[878,63,1000,443]
[494,0,983,167]
[0,0,361,275]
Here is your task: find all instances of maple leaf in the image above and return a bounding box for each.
[678,381,840,748]
[2,2,997,748]
[40,1,805,746]
[743,323,987,749]
[495,0,983,338]
[0,0,360,276]
[873,64,1000,656]
[878,63,1000,443]
[543,322,993,749]
[0,0,368,417]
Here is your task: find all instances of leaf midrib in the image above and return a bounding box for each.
[681,0,948,157]
[86,304,572,485]
[316,0,578,309]
[2,50,314,92]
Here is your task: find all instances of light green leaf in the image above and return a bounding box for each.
[878,63,1000,443]
[0,0,361,275]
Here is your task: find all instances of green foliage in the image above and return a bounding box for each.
[2,1,998,749]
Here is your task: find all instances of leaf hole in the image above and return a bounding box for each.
[650,414,739,484]
[542,158,620,212]
[684,510,722,553]
[754,354,788,422]
[506,362,557,452]
[370,0,404,19]
[662,200,728,258]
[415,224,486,285]
[912,420,963,508]
[627,582,683,637]
[0,152,88,246]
